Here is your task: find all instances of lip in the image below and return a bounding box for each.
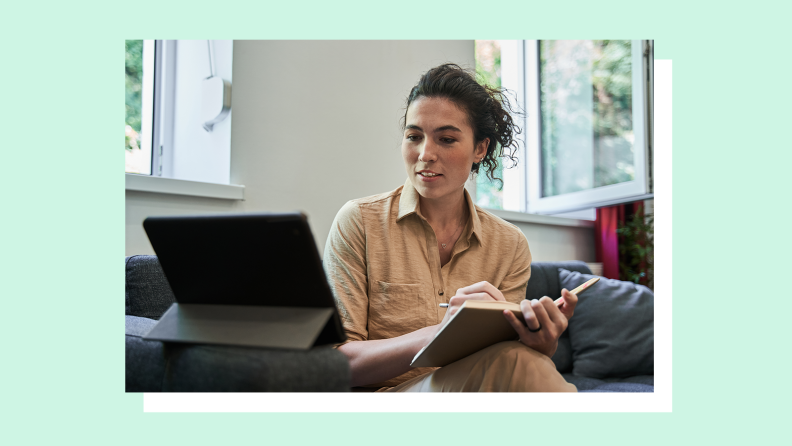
[417,170,442,182]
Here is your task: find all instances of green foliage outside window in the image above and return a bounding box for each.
[125,40,143,151]
[592,40,633,188]
[540,40,635,197]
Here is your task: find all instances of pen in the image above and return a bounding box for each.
[437,277,600,308]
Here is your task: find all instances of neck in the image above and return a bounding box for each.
[418,187,469,230]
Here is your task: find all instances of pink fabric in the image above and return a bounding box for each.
[596,203,646,280]
[595,206,624,280]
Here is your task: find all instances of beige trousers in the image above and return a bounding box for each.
[385,341,577,392]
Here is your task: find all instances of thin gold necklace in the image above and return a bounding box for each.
[440,218,466,250]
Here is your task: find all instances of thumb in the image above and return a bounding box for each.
[557,288,578,320]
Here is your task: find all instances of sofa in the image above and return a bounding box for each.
[126,256,653,392]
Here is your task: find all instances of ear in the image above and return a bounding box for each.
[475,138,490,161]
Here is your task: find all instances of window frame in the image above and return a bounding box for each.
[125,40,242,200]
[522,39,654,215]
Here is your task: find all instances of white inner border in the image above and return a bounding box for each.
[143,60,672,413]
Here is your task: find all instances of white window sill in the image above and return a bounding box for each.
[125,174,244,200]
[485,208,595,228]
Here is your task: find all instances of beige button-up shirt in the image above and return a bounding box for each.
[323,179,532,387]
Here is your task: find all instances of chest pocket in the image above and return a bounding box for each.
[368,281,427,339]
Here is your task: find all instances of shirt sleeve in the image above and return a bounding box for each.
[323,200,370,345]
[499,229,532,304]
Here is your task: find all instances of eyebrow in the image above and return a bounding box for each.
[405,124,463,133]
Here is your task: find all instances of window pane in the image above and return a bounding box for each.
[539,40,634,198]
[125,40,153,174]
[474,40,503,209]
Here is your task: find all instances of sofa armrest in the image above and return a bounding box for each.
[125,316,351,392]
[125,255,176,320]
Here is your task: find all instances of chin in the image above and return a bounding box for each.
[412,180,451,201]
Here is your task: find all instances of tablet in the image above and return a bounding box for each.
[141,212,346,349]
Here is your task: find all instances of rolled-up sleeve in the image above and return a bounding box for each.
[498,230,532,304]
[323,200,369,345]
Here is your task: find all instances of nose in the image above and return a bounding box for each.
[418,139,439,163]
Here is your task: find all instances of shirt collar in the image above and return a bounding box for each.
[397,178,419,221]
[397,178,484,247]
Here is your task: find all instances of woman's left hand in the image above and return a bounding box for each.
[502,288,578,358]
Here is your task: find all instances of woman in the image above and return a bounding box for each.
[323,63,578,392]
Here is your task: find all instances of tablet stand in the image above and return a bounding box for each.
[144,303,336,350]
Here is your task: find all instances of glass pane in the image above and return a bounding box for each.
[474,40,503,210]
[125,40,152,174]
[539,40,634,198]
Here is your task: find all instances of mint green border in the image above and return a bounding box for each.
[8,0,789,444]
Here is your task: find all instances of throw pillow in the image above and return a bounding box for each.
[559,268,654,379]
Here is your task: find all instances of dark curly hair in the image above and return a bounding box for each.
[402,63,521,184]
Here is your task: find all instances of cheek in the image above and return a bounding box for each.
[401,143,416,162]
[452,153,474,172]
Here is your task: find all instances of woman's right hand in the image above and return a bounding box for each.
[438,281,506,327]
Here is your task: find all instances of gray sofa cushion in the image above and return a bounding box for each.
[125,255,176,320]
[581,383,654,392]
[563,373,654,391]
[560,268,654,379]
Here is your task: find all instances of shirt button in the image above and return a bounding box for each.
[439,290,444,296]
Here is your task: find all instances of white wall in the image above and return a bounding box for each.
[511,221,594,262]
[126,40,594,262]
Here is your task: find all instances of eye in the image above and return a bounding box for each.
[406,134,422,142]
[440,137,456,144]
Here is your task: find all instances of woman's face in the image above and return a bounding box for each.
[401,96,488,203]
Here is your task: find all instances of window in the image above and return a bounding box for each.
[125,40,154,175]
[474,40,653,217]
[526,40,653,214]
[124,40,237,194]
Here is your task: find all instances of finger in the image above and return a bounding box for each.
[539,296,569,334]
[558,288,578,319]
[447,293,495,314]
[538,296,563,324]
[449,292,496,307]
[520,299,540,331]
[455,282,488,296]
[448,295,465,308]
[503,309,528,337]
[529,298,553,330]
[456,281,505,301]
[462,292,499,302]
